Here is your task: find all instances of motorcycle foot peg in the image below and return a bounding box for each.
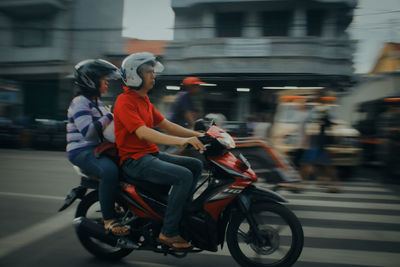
[116,238,139,249]
[160,244,170,255]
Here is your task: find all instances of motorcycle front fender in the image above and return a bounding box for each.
[240,185,287,211]
[58,186,87,212]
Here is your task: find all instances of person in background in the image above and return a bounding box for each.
[114,52,205,250]
[66,59,130,235]
[292,98,311,168]
[169,77,204,129]
[300,94,341,193]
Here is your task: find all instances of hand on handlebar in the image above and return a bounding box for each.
[182,136,206,151]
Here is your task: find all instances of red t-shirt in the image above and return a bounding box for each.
[114,86,165,164]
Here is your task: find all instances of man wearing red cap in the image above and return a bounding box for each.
[169,77,204,128]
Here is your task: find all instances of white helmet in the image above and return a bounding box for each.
[120,52,164,88]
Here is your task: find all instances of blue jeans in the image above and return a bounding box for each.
[70,147,119,220]
[122,151,203,237]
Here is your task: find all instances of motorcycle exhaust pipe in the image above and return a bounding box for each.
[73,217,138,249]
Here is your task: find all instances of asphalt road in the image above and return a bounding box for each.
[0,149,400,267]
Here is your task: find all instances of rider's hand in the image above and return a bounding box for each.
[181,136,206,151]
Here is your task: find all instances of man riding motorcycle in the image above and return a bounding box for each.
[114,52,205,250]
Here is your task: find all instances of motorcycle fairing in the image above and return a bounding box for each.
[204,196,236,221]
[121,185,164,220]
[209,152,257,182]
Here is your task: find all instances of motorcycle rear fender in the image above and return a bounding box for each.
[58,186,88,212]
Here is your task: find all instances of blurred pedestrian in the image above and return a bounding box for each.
[292,98,310,168]
[300,94,341,193]
[66,59,130,235]
[169,77,204,129]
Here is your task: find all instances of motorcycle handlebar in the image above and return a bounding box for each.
[183,135,213,150]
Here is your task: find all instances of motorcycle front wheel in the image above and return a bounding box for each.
[227,202,304,267]
[75,190,134,260]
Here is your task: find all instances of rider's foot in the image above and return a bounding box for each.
[104,219,130,236]
[157,233,192,250]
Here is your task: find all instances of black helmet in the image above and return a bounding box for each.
[74,59,120,97]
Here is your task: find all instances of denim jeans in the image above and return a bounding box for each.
[122,151,203,237]
[70,147,119,220]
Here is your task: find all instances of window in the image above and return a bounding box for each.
[336,11,351,36]
[13,18,52,47]
[261,11,292,36]
[307,10,324,36]
[215,12,244,37]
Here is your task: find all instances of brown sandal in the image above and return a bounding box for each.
[157,233,192,250]
[105,220,130,236]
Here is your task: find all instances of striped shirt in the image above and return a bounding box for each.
[66,95,113,160]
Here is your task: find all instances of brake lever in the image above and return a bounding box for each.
[183,143,193,150]
[199,144,211,154]
[183,140,211,151]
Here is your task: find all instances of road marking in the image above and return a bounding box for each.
[237,221,400,242]
[126,260,175,267]
[0,208,75,258]
[202,245,400,266]
[282,191,400,200]
[258,182,393,193]
[298,247,400,267]
[0,192,64,201]
[287,199,400,210]
[302,226,400,241]
[276,225,400,242]
[0,149,66,162]
[299,180,386,187]
[294,210,400,224]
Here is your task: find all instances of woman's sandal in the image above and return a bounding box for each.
[104,219,130,236]
[157,233,193,251]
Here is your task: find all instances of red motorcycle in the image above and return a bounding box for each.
[59,124,304,267]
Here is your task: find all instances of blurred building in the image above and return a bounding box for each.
[0,0,125,121]
[158,0,357,121]
[338,42,400,177]
[338,42,400,125]
[125,39,168,56]
[370,43,400,75]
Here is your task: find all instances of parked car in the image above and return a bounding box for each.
[0,117,21,148]
[32,119,67,150]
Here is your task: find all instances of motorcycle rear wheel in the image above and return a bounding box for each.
[75,190,134,260]
[226,202,303,267]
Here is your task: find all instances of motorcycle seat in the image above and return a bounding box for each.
[121,172,170,203]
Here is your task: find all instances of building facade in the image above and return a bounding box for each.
[338,42,400,125]
[159,0,357,121]
[0,0,125,121]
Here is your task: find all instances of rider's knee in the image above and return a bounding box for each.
[193,158,203,171]
[177,168,194,186]
[101,164,119,182]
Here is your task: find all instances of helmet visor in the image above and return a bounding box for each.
[138,60,165,74]
[154,61,164,73]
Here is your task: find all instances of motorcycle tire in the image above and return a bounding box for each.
[75,190,134,260]
[226,202,303,267]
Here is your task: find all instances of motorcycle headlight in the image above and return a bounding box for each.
[216,132,236,149]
